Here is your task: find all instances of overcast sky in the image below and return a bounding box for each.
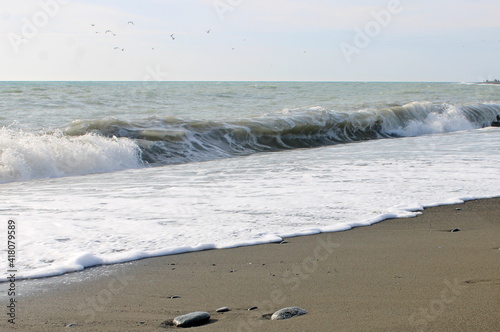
[1,0,499,81]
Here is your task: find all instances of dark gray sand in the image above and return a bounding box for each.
[2,197,499,331]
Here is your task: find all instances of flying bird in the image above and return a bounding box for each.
[128,21,134,25]
[170,34,175,40]
[206,29,211,34]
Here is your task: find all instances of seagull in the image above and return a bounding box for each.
[128,21,134,25]
[170,33,175,40]
[105,30,113,34]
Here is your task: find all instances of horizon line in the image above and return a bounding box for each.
[0,80,464,83]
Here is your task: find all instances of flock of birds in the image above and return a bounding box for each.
[89,22,310,55]
[90,21,212,52]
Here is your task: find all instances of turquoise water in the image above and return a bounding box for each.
[0,81,499,281]
[2,81,499,129]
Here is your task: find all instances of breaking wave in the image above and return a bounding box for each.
[0,129,143,183]
[1,101,499,183]
[64,102,500,165]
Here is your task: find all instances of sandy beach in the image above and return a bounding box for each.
[2,197,499,331]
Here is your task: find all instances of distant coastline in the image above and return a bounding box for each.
[478,79,500,85]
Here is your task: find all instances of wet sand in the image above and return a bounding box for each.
[2,197,499,331]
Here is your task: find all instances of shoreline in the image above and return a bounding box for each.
[2,197,500,331]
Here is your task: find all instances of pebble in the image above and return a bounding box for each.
[450,228,461,232]
[216,307,230,313]
[248,306,258,311]
[271,307,308,320]
[66,323,77,327]
[173,311,211,327]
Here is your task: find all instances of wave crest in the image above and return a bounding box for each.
[3,101,498,183]
[64,102,500,166]
[0,128,143,183]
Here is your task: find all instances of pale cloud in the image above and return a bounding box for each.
[1,0,499,81]
[204,0,500,32]
[243,1,374,30]
[394,0,500,32]
[205,0,381,31]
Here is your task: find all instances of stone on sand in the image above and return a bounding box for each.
[271,307,308,320]
[173,311,210,327]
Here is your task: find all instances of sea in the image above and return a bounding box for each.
[1,81,499,282]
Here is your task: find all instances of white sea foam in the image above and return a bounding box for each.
[0,128,143,183]
[1,82,499,283]
[386,103,477,136]
[1,127,499,281]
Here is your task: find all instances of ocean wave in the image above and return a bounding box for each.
[2,102,498,183]
[0,128,143,183]
[64,102,500,166]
